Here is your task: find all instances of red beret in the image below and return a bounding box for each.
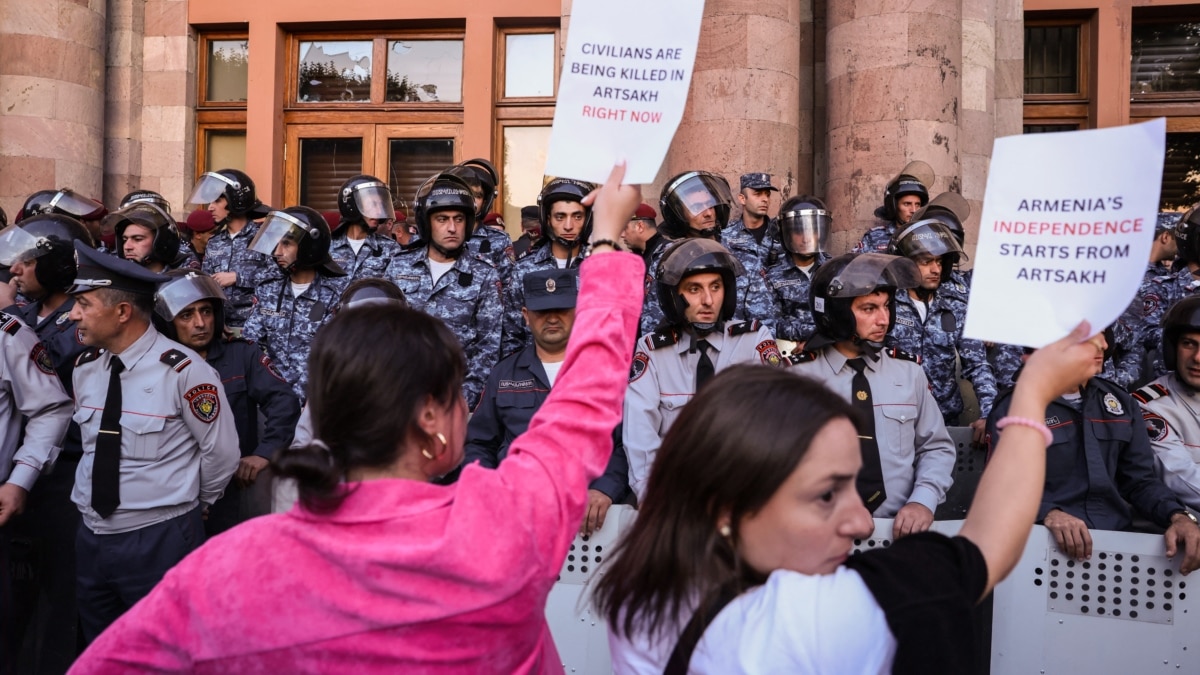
[184,209,216,233]
[482,213,504,227]
[634,203,657,220]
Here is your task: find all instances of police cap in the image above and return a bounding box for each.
[739,173,779,192]
[68,240,168,295]
[523,268,579,312]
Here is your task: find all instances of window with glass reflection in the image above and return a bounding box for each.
[207,40,248,102]
[297,41,373,103]
[1162,133,1200,210]
[386,41,463,103]
[501,126,552,234]
[505,33,555,98]
[1132,22,1200,95]
[205,131,247,172]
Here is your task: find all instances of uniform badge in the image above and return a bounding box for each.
[546,278,557,293]
[1144,411,1169,442]
[856,390,869,401]
[184,383,221,423]
[755,340,784,367]
[56,312,69,325]
[30,344,54,375]
[1103,392,1124,415]
[1045,416,1060,427]
[629,352,649,383]
[260,354,286,382]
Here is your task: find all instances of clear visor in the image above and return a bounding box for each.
[780,209,831,255]
[658,240,745,286]
[249,212,308,256]
[49,191,104,219]
[351,181,396,221]
[914,191,970,225]
[826,253,923,297]
[154,274,227,321]
[0,226,48,266]
[666,174,733,219]
[894,220,967,261]
[102,202,172,232]
[187,173,236,205]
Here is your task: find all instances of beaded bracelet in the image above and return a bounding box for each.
[995,416,1053,447]
[588,238,622,252]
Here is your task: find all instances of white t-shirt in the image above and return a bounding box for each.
[914,299,928,322]
[541,360,564,387]
[347,237,367,255]
[290,282,311,298]
[428,258,456,285]
[608,567,896,674]
[554,256,570,269]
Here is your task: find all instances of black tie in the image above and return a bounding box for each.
[695,339,715,392]
[847,358,887,513]
[92,356,124,518]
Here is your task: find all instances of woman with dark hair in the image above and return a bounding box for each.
[596,321,1104,674]
[68,165,645,673]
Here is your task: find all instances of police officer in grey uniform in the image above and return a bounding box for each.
[384,173,503,410]
[501,177,594,356]
[328,174,402,294]
[789,253,955,538]
[242,206,347,401]
[766,195,832,345]
[624,238,785,501]
[854,161,933,254]
[66,242,239,643]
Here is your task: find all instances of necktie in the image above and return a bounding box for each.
[847,358,887,512]
[695,339,715,392]
[92,356,124,518]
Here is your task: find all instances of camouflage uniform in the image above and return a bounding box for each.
[1141,267,1200,379]
[201,222,276,328]
[385,247,503,409]
[722,217,782,268]
[889,281,997,423]
[1100,298,1144,389]
[765,253,830,343]
[501,243,580,357]
[466,225,515,287]
[852,222,899,254]
[639,237,781,336]
[327,232,402,295]
[166,247,202,272]
[241,274,341,401]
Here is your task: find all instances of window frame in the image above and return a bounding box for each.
[1023,14,1092,130]
[197,32,249,182]
[198,32,250,109]
[495,25,561,105]
[1130,12,1200,106]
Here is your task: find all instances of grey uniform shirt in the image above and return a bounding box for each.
[1139,374,1200,510]
[623,320,784,501]
[71,326,240,534]
[789,347,955,516]
[0,312,72,490]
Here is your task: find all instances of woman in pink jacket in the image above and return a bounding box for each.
[70,165,645,674]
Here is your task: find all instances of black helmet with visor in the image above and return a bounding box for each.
[445,159,499,219]
[659,171,733,239]
[0,214,94,295]
[18,189,106,222]
[186,169,269,219]
[537,178,595,250]
[656,238,745,333]
[336,175,396,234]
[889,218,967,285]
[105,202,183,266]
[249,206,345,277]
[414,173,476,258]
[778,196,831,257]
[808,253,922,354]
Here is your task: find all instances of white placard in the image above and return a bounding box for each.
[543,0,705,184]
[962,118,1165,348]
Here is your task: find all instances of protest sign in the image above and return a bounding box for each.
[963,118,1165,348]
[543,0,705,184]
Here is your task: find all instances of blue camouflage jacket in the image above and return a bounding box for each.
[242,273,342,400]
[201,222,275,327]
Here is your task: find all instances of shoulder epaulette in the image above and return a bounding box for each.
[160,349,193,372]
[0,312,21,336]
[75,347,103,367]
[727,319,762,336]
[787,350,818,365]
[1132,383,1171,405]
[885,347,922,364]
[647,329,679,350]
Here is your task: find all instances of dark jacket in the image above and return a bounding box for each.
[207,338,302,459]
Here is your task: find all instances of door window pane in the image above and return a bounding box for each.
[298,41,373,103]
[388,139,455,216]
[1162,133,1200,210]
[1025,25,1080,95]
[386,41,463,103]
[299,138,364,211]
[1132,22,1200,94]
[1023,124,1079,134]
[501,126,552,236]
[505,33,555,98]
[205,130,247,172]
[207,40,249,102]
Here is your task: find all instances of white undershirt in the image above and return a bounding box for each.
[541,360,564,387]
[290,282,311,297]
[347,237,367,255]
[795,260,816,278]
[554,256,570,269]
[914,299,928,322]
[428,258,456,285]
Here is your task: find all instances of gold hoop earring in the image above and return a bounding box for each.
[421,448,435,460]
[436,432,448,448]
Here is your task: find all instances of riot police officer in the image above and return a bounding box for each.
[1143,205,1200,379]
[189,168,274,330]
[107,202,200,272]
[17,188,109,252]
[242,206,347,400]
[328,174,402,292]
[854,161,934,254]
[624,238,783,501]
[446,158,515,278]
[383,173,502,410]
[765,195,832,345]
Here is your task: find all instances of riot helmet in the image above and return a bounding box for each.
[154,270,228,344]
[537,178,595,250]
[335,174,396,234]
[186,169,268,219]
[413,173,476,258]
[659,171,733,239]
[120,190,171,213]
[249,206,345,277]
[778,195,831,257]
[0,213,93,295]
[1163,295,1200,372]
[336,277,409,313]
[106,202,182,266]
[875,161,934,223]
[445,159,499,219]
[808,253,922,354]
[1175,205,1200,264]
[18,189,106,222]
[889,218,967,285]
[655,238,745,333]
[910,191,971,246]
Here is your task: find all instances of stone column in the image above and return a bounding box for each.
[0,0,107,216]
[139,0,196,215]
[664,0,803,204]
[106,0,144,209]
[824,0,963,253]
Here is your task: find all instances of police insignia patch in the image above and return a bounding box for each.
[260,354,286,382]
[1144,412,1169,442]
[1103,392,1124,415]
[56,312,69,325]
[546,278,557,293]
[31,344,54,375]
[185,384,220,423]
[756,340,784,367]
[629,352,649,383]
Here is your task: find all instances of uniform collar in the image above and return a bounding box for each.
[675,327,726,355]
[107,324,160,371]
[821,345,880,375]
[513,344,552,388]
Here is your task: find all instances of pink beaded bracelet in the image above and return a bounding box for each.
[995,416,1054,447]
